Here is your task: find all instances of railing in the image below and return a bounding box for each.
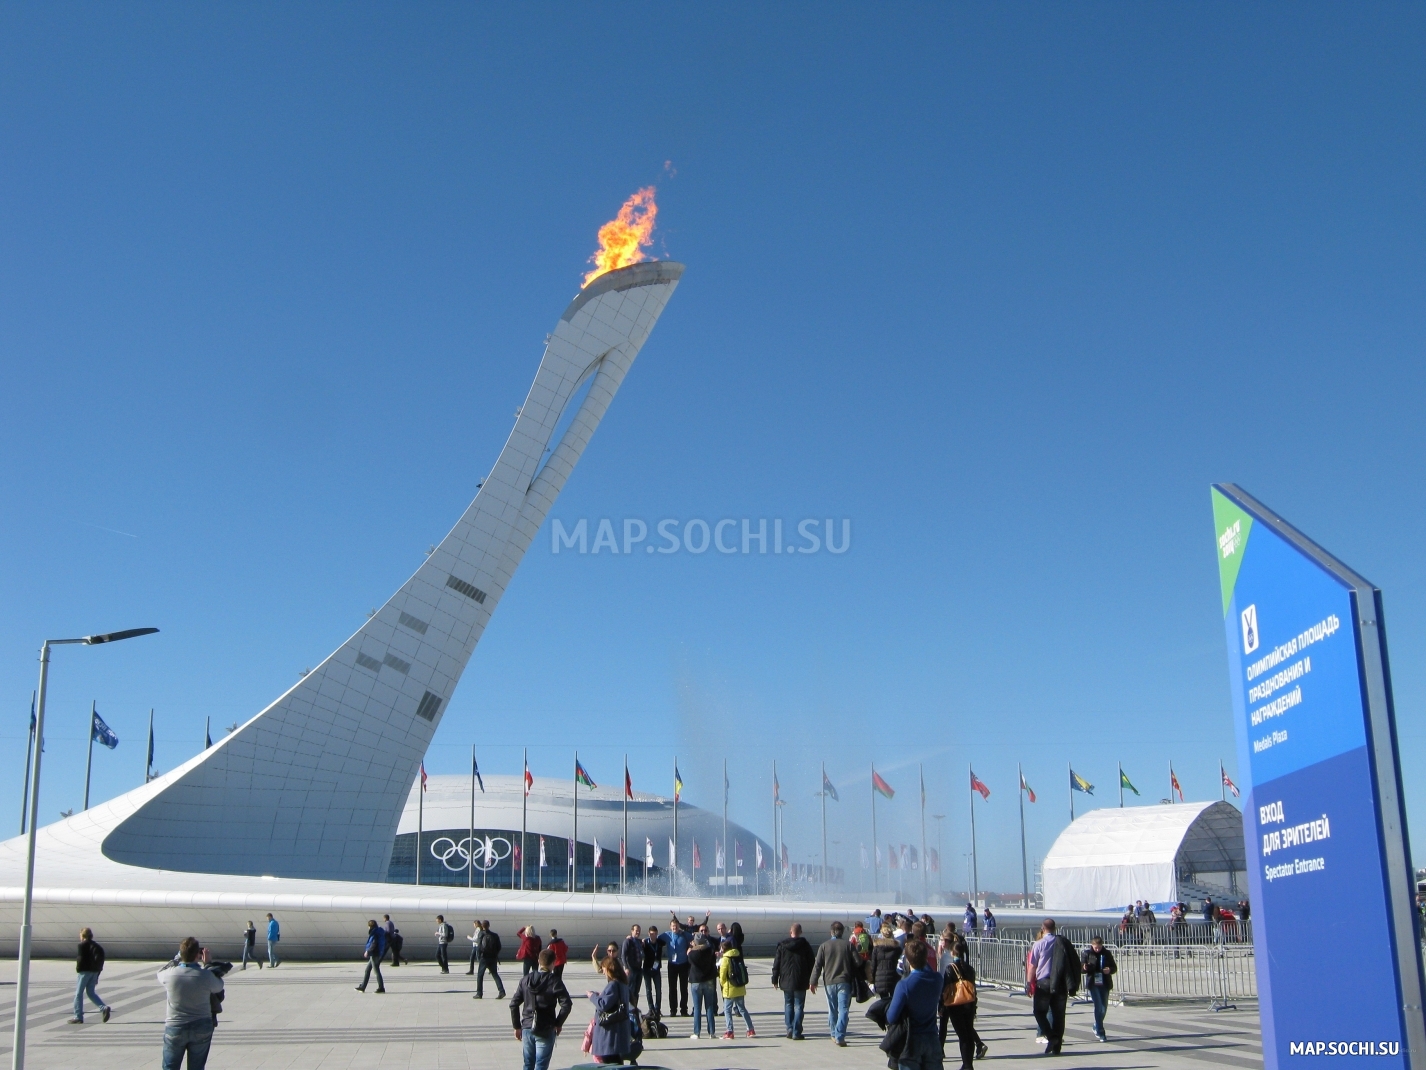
[993,920,1253,947]
[964,936,1256,1002]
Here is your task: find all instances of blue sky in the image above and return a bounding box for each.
[2,4,1423,896]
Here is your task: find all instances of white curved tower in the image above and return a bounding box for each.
[93,261,684,881]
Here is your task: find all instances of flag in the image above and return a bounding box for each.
[872,769,895,799]
[204,717,211,750]
[645,837,654,869]
[1222,769,1240,798]
[1070,769,1094,794]
[716,841,725,872]
[756,842,764,870]
[970,768,990,800]
[1120,768,1140,796]
[620,838,626,867]
[513,841,522,870]
[539,836,547,867]
[928,847,940,873]
[1171,767,1184,802]
[625,766,633,800]
[1020,771,1036,804]
[568,838,574,864]
[524,763,533,797]
[693,840,702,870]
[146,717,155,777]
[860,844,869,869]
[668,837,676,867]
[420,762,428,791]
[773,770,781,803]
[674,766,684,803]
[781,843,789,873]
[90,710,119,750]
[735,841,743,869]
[723,767,729,804]
[473,751,485,792]
[575,760,595,789]
[899,844,909,870]
[822,771,840,802]
[875,844,882,868]
[888,844,900,870]
[593,837,602,867]
[909,845,919,870]
[920,767,926,808]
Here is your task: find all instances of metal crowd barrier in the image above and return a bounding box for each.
[963,936,1257,1003]
[994,920,1253,947]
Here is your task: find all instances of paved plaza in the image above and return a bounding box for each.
[0,954,1262,1069]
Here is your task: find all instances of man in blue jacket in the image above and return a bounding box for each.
[265,914,280,968]
[886,939,944,1069]
[660,919,692,1016]
[356,920,386,993]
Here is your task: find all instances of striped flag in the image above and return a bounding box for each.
[575,760,596,789]
[872,769,895,799]
[970,769,990,800]
[1070,769,1094,795]
[1020,771,1036,803]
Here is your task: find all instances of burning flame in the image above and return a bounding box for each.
[583,187,658,287]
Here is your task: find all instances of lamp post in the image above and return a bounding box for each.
[13,627,157,1070]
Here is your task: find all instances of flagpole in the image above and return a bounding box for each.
[1169,761,1173,804]
[820,761,828,892]
[469,746,476,889]
[968,763,979,909]
[145,709,154,784]
[771,760,778,897]
[1118,761,1123,808]
[20,693,36,835]
[622,753,628,895]
[722,759,729,898]
[572,752,579,893]
[417,766,423,887]
[673,755,679,891]
[1068,762,1074,823]
[919,764,928,904]
[522,747,529,892]
[82,702,96,812]
[870,762,879,895]
[1018,763,1029,909]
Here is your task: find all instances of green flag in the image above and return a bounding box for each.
[1120,768,1140,796]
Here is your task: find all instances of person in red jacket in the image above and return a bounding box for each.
[547,929,569,983]
[516,926,543,976]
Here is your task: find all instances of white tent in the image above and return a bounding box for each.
[1042,801,1245,911]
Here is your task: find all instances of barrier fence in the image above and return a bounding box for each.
[965,936,1257,1003]
[994,920,1253,947]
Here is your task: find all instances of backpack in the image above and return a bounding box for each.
[92,942,106,972]
[641,1006,668,1039]
[726,953,748,988]
[442,923,454,943]
[485,932,501,959]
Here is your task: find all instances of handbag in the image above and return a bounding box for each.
[943,962,976,1006]
[581,1017,596,1054]
[855,974,873,1003]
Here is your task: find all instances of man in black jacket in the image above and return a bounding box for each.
[476,921,506,999]
[642,925,665,1017]
[510,948,572,1070]
[69,927,110,1024]
[1081,936,1117,1041]
[621,924,645,1010]
[770,923,815,1040]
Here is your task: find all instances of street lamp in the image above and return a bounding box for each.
[12,627,157,1070]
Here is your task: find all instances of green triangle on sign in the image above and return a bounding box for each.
[1211,487,1254,617]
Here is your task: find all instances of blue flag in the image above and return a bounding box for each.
[472,750,485,792]
[91,710,119,750]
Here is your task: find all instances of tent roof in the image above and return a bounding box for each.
[1043,801,1244,871]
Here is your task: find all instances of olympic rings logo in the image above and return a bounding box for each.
[430,835,512,872]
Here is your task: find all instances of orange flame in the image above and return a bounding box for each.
[583,187,658,287]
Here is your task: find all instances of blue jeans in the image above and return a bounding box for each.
[724,994,753,1034]
[898,1029,945,1069]
[162,1022,214,1070]
[783,989,806,1036]
[521,1029,555,1070]
[691,980,717,1036]
[823,981,851,1042]
[241,943,259,968]
[267,941,279,966]
[1089,984,1109,1035]
[73,971,106,1020]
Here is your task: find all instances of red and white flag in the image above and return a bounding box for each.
[1020,771,1036,804]
[1222,768,1240,798]
[524,763,533,796]
[970,768,991,800]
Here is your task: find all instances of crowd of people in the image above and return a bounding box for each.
[59,900,1154,1070]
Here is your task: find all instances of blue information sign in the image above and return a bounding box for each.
[1213,485,1423,1067]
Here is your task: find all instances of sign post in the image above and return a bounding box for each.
[1212,484,1423,1068]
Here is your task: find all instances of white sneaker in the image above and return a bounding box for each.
[1035,1035,1048,1046]
[690,1033,701,1040]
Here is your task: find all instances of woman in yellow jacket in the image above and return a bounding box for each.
[718,938,756,1039]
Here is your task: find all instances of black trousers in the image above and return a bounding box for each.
[1033,989,1068,1052]
[941,1004,977,1068]
[627,968,643,1007]
[435,942,450,971]
[667,963,690,1013]
[477,959,505,997]
[644,969,662,1015]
